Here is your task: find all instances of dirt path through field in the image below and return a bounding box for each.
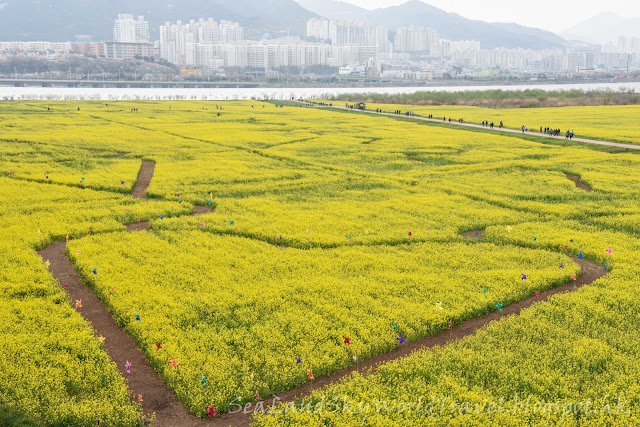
[39,161,607,427]
[132,161,155,199]
[566,174,593,191]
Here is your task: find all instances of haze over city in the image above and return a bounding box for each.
[329,0,639,33]
[0,0,639,89]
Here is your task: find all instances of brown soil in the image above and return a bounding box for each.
[192,205,214,215]
[132,161,156,199]
[127,221,151,232]
[566,174,592,192]
[461,230,486,240]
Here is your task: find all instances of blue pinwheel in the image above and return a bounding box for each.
[93,268,97,275]
[577,252,585,259]
[136,314,141,321]
[397,334,407,346]
[296,357,302,365]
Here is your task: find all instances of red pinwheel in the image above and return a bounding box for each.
[343,336,351,345]
[207,405,217,418]
[156,343,162,350]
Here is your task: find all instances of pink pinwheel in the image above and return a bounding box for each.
[606,247,614,255]
[125,361,131,374]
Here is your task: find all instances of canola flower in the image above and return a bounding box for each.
[0,100,639,424]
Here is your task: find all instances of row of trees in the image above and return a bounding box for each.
[0,56,178,80]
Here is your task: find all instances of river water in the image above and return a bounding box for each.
[1,81,639,101]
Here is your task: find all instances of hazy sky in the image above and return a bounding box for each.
[337,0,639,33]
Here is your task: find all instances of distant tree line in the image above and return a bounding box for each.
[0,56,178,80]
[331,88,640,108]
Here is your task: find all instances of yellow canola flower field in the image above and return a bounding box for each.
[67,230,575,417]
[0,100,639,424]
[0,177,192,425]
[255,220,640,426]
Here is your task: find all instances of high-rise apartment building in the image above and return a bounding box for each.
[394,26,439,53]
[159,18,244,65]
[306,18,330,41]
[113,14,150,44]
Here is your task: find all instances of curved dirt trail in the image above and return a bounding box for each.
[39,161,607,427]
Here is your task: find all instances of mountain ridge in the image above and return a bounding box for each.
[298,0,568,49]
[562,12,640,44]
[0,0,315,41]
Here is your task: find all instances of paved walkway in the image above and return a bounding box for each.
[314,104,640,151]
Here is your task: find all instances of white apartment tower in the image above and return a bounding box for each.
[394,26,439,53]
[113,14,150,44]
[306,18,330,41]
[159,18,244,65]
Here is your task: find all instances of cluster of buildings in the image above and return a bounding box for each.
[1,13,639,80]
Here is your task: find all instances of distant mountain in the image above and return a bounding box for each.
[297,0,366,21]
[0,0,316,42]
[562,13,640,44]
[297,0,567,50]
